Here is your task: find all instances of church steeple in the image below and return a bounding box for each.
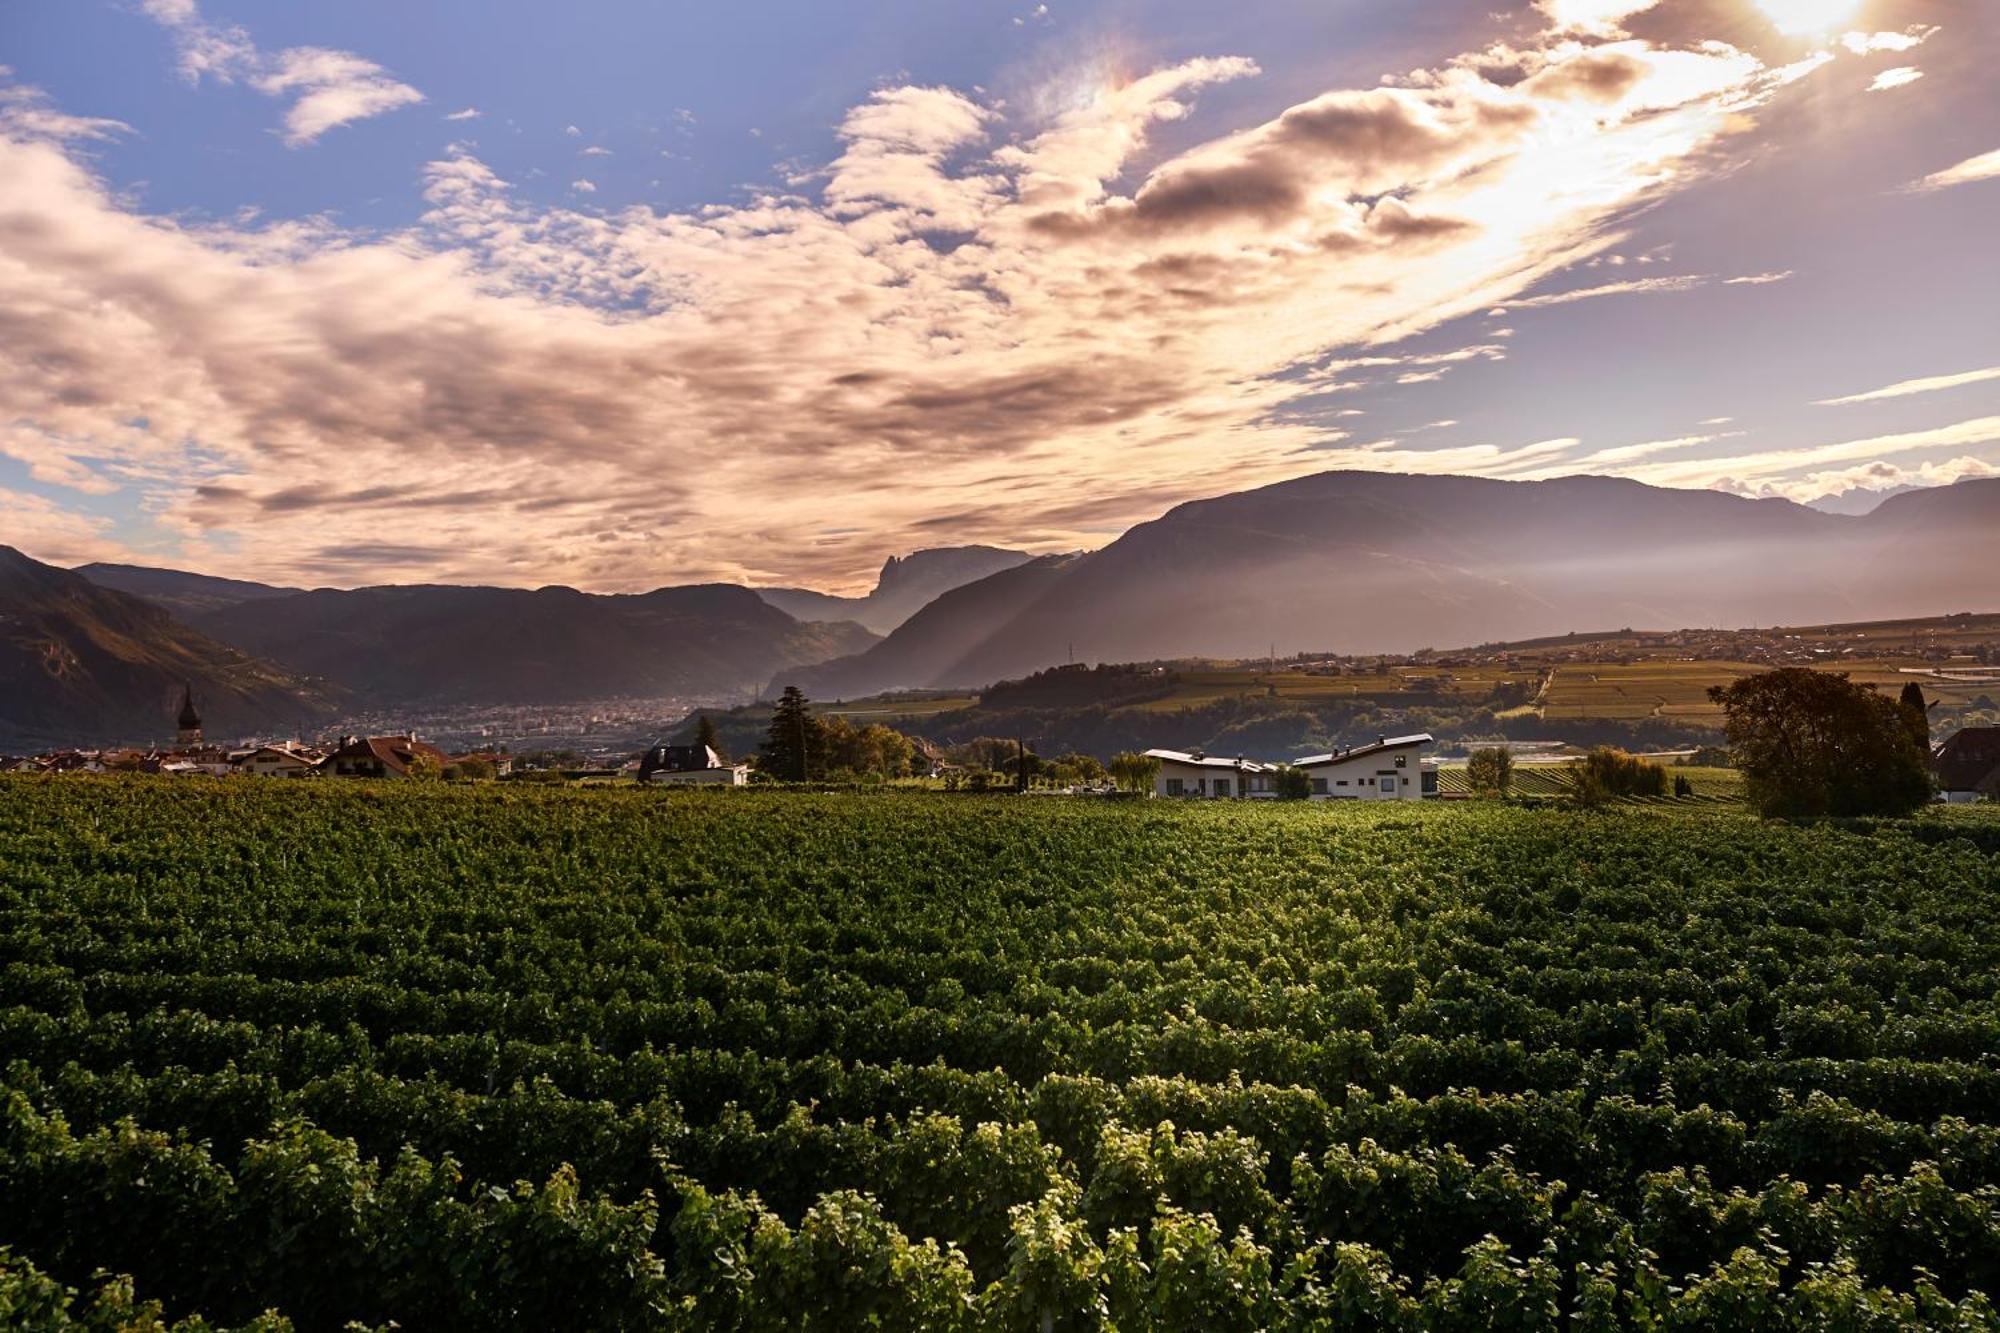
[176,684,203,747]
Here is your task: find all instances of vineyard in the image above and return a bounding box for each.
[2,778,1999,1329]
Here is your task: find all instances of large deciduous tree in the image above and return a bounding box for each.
[1709,669,1932,817]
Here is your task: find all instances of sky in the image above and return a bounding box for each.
[1,0,1996,594]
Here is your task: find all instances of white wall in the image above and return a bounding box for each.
[1299,746,1425,801]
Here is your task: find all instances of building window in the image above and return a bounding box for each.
[1395,755,1407,769]
[1311,778,1328,795]
[1378,775,1396,793]
[1166,778,1184,797]
[1213,777,1232,798]
[1336,779,1348,787]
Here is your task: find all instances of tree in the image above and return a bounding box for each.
[759,686,824,782]
[1708,669,1933,818]
[693,714,727,763]
[1273,765,1312,800]
[1898,682,1931,754]
[1108,752,1161,794]
[1679,746,1731,768]
[1578,747,1667,799]
[1466,746,1514,798]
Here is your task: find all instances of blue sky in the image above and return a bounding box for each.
[1,0,1996,591]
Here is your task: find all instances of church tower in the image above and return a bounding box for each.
[176,684,203,748]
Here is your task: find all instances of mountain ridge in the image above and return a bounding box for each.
[778,471,2000,700]
[1,546,341,748]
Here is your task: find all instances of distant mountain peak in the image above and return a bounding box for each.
[757,544,1033,634]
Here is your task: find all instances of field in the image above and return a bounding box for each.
[3,779,1999,1329]
[1540,660,2000,726]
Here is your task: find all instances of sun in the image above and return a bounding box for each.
[1754,0,1865,36]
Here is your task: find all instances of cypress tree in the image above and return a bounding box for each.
[759,686,823,782]
[1899,681,1931,752]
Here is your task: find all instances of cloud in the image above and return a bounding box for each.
[1908,149,2000,194]
[1535,0,1661,38]
[0,81,131,142]
[1752,456,1999,504]
[570,178,596,193]
[445,107,482,121]
[1621,417,2000,491]
[1839,28,1937,55]
[1497,274,1708,311]
[1815,366,2000,407]
[140,0,422,145]
[0,22,1848,590]
[581,145,612,156]
[1723,270,1792,285]
[1867,67,1922,93]
[250,47,425,146]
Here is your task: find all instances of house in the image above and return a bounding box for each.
[1932,727,2000,803]
[1146,733,1435,801]
[450,750,514,778]
[1145,750,1278,799]
[1294,733,1436,801]
[326,734,451,779]
[638,742,748,786]
[236,743,323,778]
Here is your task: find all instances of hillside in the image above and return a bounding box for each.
[756,545,1033,634]
[76,562,305,619]
[191,582,878,705]
[769,554,1079,699]
[787,472,2000,699]
[0,546,340,747]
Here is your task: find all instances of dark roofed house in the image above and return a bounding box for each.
[638,742,747,786]
[327,734,451,780]
[1932,727,2000,804]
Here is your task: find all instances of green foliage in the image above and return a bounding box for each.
[0,778,1996,1327]
[759,686,824,782]
[1467,746,1514,798]
[693,714,727,763]
[1568,748,1664,800]
[1711,670,1935,817]
[1272,766,1312,801]
[1107,751,1160,794]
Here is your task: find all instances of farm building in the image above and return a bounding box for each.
[326,734,451,779]
[1932,727,2000,803]
[639,742,748,786]
[1145,733,1434,800]
[235,743,323,778]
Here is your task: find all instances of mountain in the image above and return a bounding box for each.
[785,471,2000,699]
[757,546,1032,634]
[770,554,1079,699]
[76,562,304,619]
[0,547,340,748]
[189,582,879,706]
[1806,484,1927,516]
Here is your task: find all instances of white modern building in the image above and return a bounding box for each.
[1294,734,1435,800]
[1146,733,1435,801]
[1146,750,1276,799]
